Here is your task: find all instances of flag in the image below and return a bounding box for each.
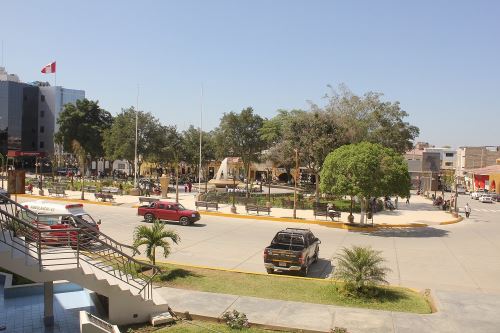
[41,61,56,74]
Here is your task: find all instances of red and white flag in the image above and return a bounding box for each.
[41,61,56,74]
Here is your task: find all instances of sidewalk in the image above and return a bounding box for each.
[19,188,459,227]
[156,286,498,333]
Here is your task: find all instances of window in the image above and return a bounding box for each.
[40,110,45,117]
[40,126,44,133]
[40,95,45,102]
[39,141,44,148]
[445,162,453,166]
[118,163,125,170]
[445,153,454,157]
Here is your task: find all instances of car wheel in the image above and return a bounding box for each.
[300,262,309,277]
[144,213,155,223]
[179,217,190,226]
[266,268,274,274]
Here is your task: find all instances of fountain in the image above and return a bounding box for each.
[208,157,241,188]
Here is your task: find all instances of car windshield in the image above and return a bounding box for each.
[78,214,97,225]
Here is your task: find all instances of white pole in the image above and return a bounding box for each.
[198,84,203,194]
[134,84,139,188]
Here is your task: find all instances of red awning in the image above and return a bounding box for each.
[7,151,47,158]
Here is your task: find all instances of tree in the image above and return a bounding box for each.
[214,107,266,195]
[132,221,180,266]
[334,246,391,296]
[55,99,113,160]
[181,126,216,183]
[262,109,343,200]
[102,107,166,177]
[320,142,411,224]
[321,84,420,154]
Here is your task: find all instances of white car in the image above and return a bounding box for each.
[471,189,488,200]
[479,195,493,203]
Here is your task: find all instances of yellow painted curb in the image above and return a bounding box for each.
[439,216,464,225]
[148,258,333,282]
[17,194,114,206]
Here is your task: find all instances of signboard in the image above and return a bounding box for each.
[7,170,26,194]
[422,152,441,172]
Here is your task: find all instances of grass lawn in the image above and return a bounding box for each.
[124,320,292,333]
[152,263,431,314]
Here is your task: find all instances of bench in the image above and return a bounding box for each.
[102,187,121,195]
[94,193,115,202]
[313,203,341,221]
[139,197,159,204]
[245,204,271,215]
[84,186,97,193]
[47,188,67,197]
[195,201,219,211]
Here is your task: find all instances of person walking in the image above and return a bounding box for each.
[465,203,471,218]
[406,193,411,204]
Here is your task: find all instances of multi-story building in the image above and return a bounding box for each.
[36,83,85,155]
[455,146,500,189]
[0,68,84,161]
[424,147,457,170]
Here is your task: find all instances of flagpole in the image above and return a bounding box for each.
[134,84,139,189]
[198,84,203,194]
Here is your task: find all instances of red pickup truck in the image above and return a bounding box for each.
[137,201,201,226]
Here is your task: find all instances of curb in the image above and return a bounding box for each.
[439,216,464,225]
[16,194,114,206]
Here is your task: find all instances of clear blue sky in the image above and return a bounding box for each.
[2,1,499,148]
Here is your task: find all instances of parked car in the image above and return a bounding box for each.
[491,193,500,202]
[263,228,320,276]
[471,189,488,200]
[456,186,467,195]
[479,195,493,203]
[137,201,200,226]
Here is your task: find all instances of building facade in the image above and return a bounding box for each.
[0,68,84,160]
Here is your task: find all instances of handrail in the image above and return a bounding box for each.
[0,194,160,300]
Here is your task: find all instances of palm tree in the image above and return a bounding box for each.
[132,221,180,266]
[333,246,391,294]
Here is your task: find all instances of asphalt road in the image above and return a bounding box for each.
[26,194,497,294]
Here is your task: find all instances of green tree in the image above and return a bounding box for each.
[214,107,266,195]
[334,246,391,296]
[132,221,180,266]
[321,84,420,154]
[320,142,411,223]
[181,125,216,183]
[102,107,166,176]
[54,99,113,159]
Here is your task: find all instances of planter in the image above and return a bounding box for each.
[348,214,354,223]
[230,206,237,214]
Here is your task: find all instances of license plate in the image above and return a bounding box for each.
[279,262,287,267]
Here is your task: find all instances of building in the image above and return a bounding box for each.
[0,68,84,162]
[424,147,457,170]
[455,146,500,189]
[37,84,85,155]
[0,68,39,157]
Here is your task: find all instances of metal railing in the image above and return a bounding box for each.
[0,194,160,300]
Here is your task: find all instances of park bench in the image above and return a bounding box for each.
[245,204,271,215]
[47,188,67,197]
[195,201,219,211]
[102,187,121,195]
[313,203,341,221]
[94,193,115,202]
[139,197,159,204]
[84,186,97,193]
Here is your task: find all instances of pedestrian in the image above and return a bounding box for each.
[395,196,398,209]
[406,193,410,204]
[184,184,188,192]
[188,181,192,193]
[145,182,151,197]
[465,203,471,218]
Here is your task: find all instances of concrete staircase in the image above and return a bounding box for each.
[0,198,170,325]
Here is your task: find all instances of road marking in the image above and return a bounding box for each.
[473,208,500,212]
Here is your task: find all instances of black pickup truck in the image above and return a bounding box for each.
[263,228,321,276]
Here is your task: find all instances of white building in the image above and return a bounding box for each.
[424,147,457,170]
[37,85,85,155]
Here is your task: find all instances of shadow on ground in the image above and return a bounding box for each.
[368,227,449,238]
[159,268,203,282]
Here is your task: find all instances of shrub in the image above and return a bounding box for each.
[333,246,391,296]
[221,310,250,329]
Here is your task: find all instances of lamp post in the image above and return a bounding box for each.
[293,149,299,219]
[231,168,237,214]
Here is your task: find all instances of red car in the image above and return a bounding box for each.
[137,201,200,226]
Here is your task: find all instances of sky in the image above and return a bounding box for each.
[2,1,499,148]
